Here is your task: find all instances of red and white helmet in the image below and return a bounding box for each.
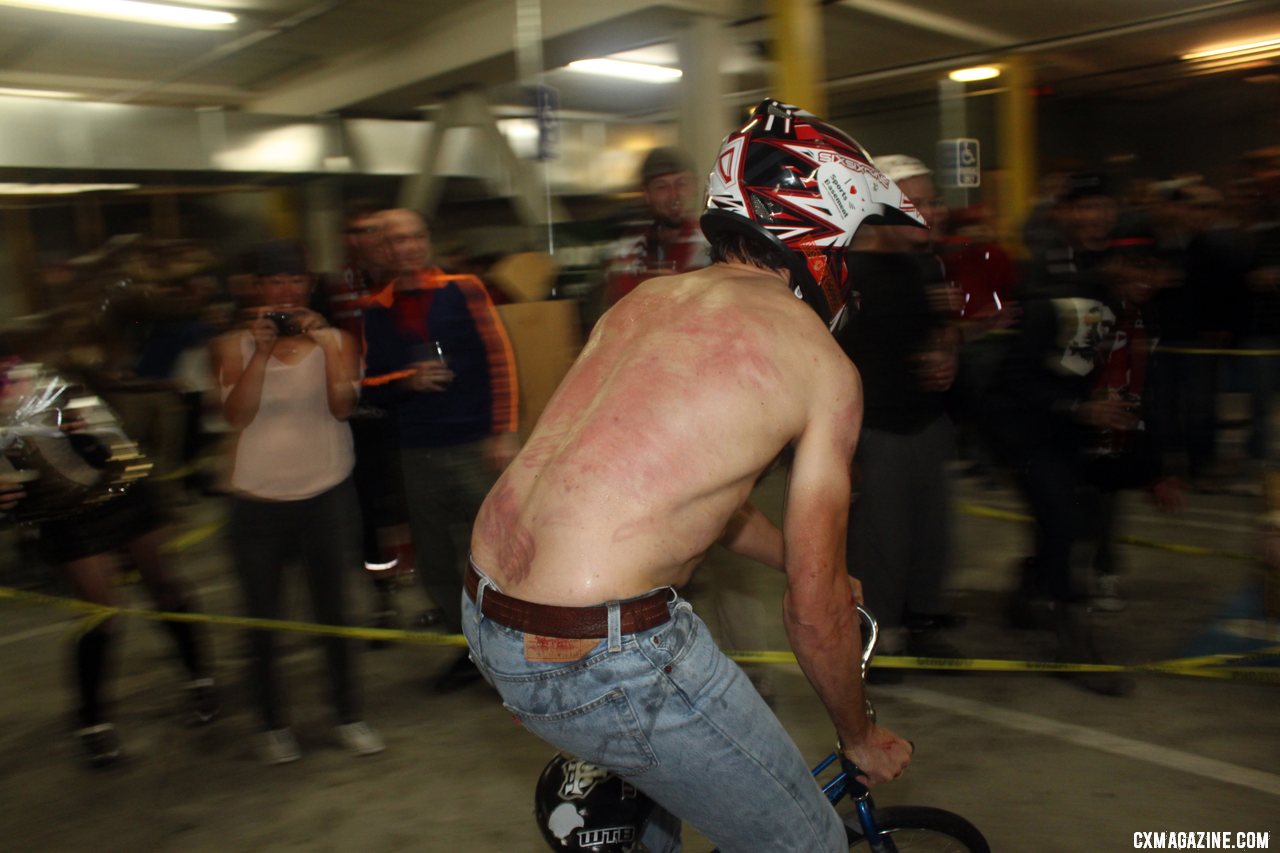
[701,99,927,330]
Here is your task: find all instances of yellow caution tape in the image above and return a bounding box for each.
[2,585,1275,681]
[0,585,465,647]
[1161,347,1280,357]
[160,519,226,554]
[1162,646,1280,670]
[958,502,1255,562]
[153,456,215,483]
[726,648,1280,682]
[1147,666,1280,684]
[958,503,1031,524]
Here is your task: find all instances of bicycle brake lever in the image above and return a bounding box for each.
[857,604,877,678]
[858,605,878,724]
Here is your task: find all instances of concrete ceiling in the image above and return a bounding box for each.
[0,0,1276,118]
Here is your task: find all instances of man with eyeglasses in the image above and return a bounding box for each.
[362,208,519,691]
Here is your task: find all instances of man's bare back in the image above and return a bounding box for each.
[466,99,918,803]
[470,262,860,606]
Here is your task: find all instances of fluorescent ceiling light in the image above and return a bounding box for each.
[1182,36,1280,62]
[1183,50,1280,76]
[0,86,79,98]
[0,0,236,29]
[0,183,140,195]
[949,66,1001,83]
[1191,49,1280,69]
[566,58,682,83]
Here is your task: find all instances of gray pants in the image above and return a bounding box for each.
[401,440,496,634]
[847,417,955,631]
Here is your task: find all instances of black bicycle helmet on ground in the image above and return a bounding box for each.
[534,753,656,852]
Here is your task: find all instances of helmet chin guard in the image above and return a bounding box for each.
[701,99,927,330]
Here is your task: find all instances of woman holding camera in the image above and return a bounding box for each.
[213,241,382,764]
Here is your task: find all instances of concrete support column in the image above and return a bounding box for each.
[937,77,969,209]
[676,15,732,180]
[768,0,825,116]
[997,55,1036,255]
[151,193,182,240]
[73,198,104,253]
[304,179,342,273]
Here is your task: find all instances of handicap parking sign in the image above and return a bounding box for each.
[936,138,981,188]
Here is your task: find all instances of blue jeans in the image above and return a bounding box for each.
[461,573,845,853]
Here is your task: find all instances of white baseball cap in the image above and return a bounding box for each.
[872,154,931,183]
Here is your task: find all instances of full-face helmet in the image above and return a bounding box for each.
[701,99,927,330]
[534,753,655,852]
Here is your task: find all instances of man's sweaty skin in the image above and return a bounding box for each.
[471,261,912,785]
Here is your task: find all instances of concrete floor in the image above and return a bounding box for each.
[1,464,1278,852]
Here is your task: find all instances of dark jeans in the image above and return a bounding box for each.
[847,417,955,630]
[1156,349,1220,478]
[350,413,405,566]
[401,440,497,634]
[230,478,361,729]
[1243,335,1280,462]
[1016,446,1094,603]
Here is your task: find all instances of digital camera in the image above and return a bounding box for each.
[264,310,301,337]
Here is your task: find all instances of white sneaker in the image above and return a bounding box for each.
[76,723,122,767]
[261,728,301,765]
[1093,575,1127,613]
[185,677,219,726]
[335,721,385,757]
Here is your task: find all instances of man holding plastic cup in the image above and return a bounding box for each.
[362,208,519,691]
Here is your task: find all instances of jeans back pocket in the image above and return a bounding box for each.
[505,688,657,775]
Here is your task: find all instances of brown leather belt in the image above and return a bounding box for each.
[464,563,674,639]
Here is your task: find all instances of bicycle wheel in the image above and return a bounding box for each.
[844,805,990,852]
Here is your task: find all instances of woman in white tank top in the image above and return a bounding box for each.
[212,241,383,764]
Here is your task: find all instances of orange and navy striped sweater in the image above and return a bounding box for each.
[362,269,517,447]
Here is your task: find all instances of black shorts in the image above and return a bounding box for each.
[39,482,167,564]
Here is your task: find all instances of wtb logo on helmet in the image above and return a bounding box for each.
[577,826,636,846]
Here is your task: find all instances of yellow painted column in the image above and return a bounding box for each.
[2,205,42,313]
[265,187,301,240]
[997,55,1037,256]
[769,0,825,115]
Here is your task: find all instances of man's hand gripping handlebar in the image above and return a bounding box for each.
[838,605,914,789]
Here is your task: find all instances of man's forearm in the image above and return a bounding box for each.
[782,588,870,745]
[719,502,784,571]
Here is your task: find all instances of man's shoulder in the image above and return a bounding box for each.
[420,269,490,301]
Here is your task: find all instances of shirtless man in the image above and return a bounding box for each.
[466,100,924,852]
